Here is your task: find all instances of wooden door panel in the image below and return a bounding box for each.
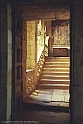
[15,34,22,46]
[12,10,23,119]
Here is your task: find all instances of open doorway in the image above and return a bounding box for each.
[18,18,70,124]
[23,19,70,117]
[11,1,70,123]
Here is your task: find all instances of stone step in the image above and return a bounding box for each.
[43,67,69,70]
[43,68,69,72]
[39,79,70,84]
[40,75,69,80]
[42,71,70,76]
[45,57,70,62]
[37,84,69,90]
[45,60,70,63]
[45,56,70,59]
[37,57,70,91]
[44,65,69,68]
[45,62,70,65]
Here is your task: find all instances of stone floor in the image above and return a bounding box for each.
[16,89,70,124]
[16,109,70,124]
[24,89,69,108]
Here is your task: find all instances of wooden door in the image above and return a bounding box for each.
[12,10,23,119]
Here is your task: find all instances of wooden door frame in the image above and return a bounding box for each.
[11,8,15,120]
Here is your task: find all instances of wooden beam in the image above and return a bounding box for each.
[23,15,69,21]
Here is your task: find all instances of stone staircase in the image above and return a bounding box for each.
[37,57,70,90]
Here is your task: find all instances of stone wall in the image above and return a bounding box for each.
[37,20,45,62]
[0,1,7,121]
[0,2,12,121]
[26,70,35,95]
[0,2,11,121]
[70,0,83,124]
[45,20,52,38]
[26,21,38,95]
[26,20,46,95]
[26,21,37,70]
